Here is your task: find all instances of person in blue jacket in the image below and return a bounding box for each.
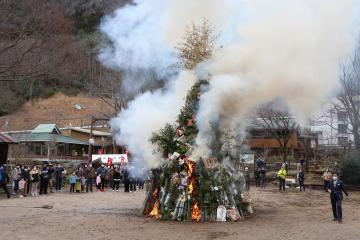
[0,165,10,198]
[327,173,349,223]
[69,172,77,193]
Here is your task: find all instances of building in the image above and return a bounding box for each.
[311,102,354,148]
[3,123,124,163]
[0,133,17,165]
[7,124,89,162]
[245,118,318,161]
[61,126,122,154]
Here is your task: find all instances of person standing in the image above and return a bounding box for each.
[21,166,30,195]
[244,166,250,192]
[297,169,305,192]
[54,164,64,192]
[123,167,130,193]
[277,164,287,191]
[129,166,136,193]
[138,168,145,190]
[259,159,266,188]
[0,165,10,198]
[39,164,49,195]
[30,166,40,197]
[12,165,21,195]
[254,169,260,187]
[107,166,114,189]
[96,174,101,191]
[327,173,349,223]
[84,164,96,193]
[323,168,332,192]
[112,167,121,192]
[47,164,54,193]
[96,164,108,191]
[69,173,77,193]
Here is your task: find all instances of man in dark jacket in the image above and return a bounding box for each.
[54,164,64,191]
[47,165,54,193]
[298,169,305,192]
[84,164,96,192]
[327,173,349,223]
[123,167,130,193]
[22,166,31,195]
[39,165,49,195]
[0,165,10,198]
[96,164,108,191]
[112,168,121,191]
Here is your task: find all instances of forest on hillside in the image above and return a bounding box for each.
[0,0,131,116]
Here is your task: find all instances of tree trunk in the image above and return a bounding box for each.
[282,146,288,162]
[353,125,360,150]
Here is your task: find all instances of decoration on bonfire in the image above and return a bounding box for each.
[141,80,254,222]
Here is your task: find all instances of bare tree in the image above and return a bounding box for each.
[176,20,217,70]
[0,0,72,83]
[257,108,298,162]
[335,51,360,150]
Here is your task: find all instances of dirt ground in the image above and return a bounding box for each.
[0,186,359,240]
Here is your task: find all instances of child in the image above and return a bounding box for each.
[69,173,77,193]
[18,177,26,197]
[96,174,101,192]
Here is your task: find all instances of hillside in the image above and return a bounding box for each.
[0,93,114,132]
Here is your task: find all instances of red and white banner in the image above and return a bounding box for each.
[92,154,128,165]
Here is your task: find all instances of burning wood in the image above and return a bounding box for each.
[149,189,161,220]
[149,199,161,219]
[140,75,254,222]
[188,178,194,195]
[186,160,194,177]
[191,202,201,222]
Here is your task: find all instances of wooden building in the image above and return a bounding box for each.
[0,133,17,165]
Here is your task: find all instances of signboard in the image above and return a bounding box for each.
[92,154,128,166]
[240,154,255,164]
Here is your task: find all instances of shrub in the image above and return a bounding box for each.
[339,150,360,186]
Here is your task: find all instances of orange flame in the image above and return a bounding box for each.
[188,179,194,195]
[186,160,194,177]
[149,189,160,219]
[149,199,160,219]
[191,202,201,222]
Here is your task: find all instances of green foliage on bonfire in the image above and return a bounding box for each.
[150,123,177,155]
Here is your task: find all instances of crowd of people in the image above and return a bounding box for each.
[0,162,147,198]
[0,159,351,224]
[0,163,67,198]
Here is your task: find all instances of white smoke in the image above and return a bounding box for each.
[101,0,360,167]
[110,71,197,168]
[99,0,176,94]
[194,0,360,158]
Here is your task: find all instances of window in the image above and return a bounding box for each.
[338,124,348,134]
[337,111,347,122]
[338,137,348,146]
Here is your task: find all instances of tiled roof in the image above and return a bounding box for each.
[31,124,61,134]
[0,132,17,143]
[15,133,88,145]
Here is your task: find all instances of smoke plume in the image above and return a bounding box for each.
[101,0,360,167]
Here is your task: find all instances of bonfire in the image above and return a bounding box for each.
[140,82,254,222]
